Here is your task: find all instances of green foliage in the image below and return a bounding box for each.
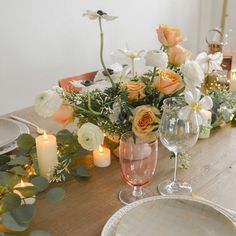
[9,166,28,176]
[14,186,38,198]
[7,156,30,166]
[0,172,20,188]
[17,134,35,152]
[30,176,49,192]
[0,193,21,214]
[74,166,91,177]
[46,187,65,202]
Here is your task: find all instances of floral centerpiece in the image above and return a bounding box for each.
[35,10,236,175]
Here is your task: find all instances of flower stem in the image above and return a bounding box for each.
[98,17,115,87]
[87,93,102,116]
[131,57,135,80]
[151,66,157,83]
[174,152,178,182]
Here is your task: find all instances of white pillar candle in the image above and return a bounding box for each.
[230,73,236,92]
[14,180,36,204]
[36,132,58,180]
[199,110,212,139]
[93,145,111,167]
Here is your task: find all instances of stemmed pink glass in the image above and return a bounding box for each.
[119,132,158,204]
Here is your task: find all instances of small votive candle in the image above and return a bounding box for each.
[14,179,36,204]
[36,132,58,180]
[93,145,111,167]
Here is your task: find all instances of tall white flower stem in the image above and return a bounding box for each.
[131,57,135,80]
[151,67,157,83]
[88,93,102,116]
[98,17,115,87]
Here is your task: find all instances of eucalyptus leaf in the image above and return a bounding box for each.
[0,155,10,165]
[0,233,5,236]
[46,187,65,202]
[30,148,40,175]
[0,193,21,214]
[30,231,51,236]
[31,176,48,192]
[0,172,20,188]
[56,129,74,145]
[0,164,10,171]
[9,166,28,176]
[17,134,35,151]
[14,186,38,198]
[7,156,30,166]
[75,166,91,177]
[11,204,36,224]
[2,211,29,232]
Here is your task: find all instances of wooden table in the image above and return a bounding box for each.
[3,107,236,236]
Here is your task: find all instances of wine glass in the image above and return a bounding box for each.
[119,132,158,205]
[158,97,199,196]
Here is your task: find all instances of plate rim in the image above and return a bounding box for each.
[101,195,236,236]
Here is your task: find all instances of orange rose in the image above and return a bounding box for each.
[127,81,146,101]
[157,24,186,47]
[168,45,192,66]
[132,105,160,142]
[153,69,183,95]
[53,104,74,126]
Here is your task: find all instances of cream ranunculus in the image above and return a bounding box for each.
[127,81,146,101]
[77,123,104,151]
[180,60,204,88]
[168,45,192,66]
[132,105,160,142]
[144,50,168,68]
[34,90,63,117]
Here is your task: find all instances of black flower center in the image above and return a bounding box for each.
[103,68,114,76]
[81,80,93,87]
[97,10,106,16]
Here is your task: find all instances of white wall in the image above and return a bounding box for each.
[0,0,203,115]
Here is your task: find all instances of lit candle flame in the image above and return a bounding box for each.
[20,179,25,187]
[99,145,104,154]
[43,131,48,142]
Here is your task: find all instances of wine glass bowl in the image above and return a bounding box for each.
[119,132,158,204]
[158,97,199,196]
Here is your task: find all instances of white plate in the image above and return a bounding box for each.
[102,196,236,236]
[0,120,30,155]
[0,118,21,147]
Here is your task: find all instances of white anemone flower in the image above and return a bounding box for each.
[144,50,168,68]
[34,89,63,117]
[118,46,145,60]
[178,88,213,125]
[196,51,223,74]
[180,60,204,88]
[83,10,118,21]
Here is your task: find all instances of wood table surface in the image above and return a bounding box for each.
[2,107,236,236]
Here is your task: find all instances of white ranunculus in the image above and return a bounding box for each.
[34,90,63,117]
[144,50,168,68]
[180,60,204,88]
[195,51,223,74]
[77,123,104,151]
[83,10,118,21]
[118,46,144,60]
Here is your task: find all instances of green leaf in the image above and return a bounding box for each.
[30,231,51,236]
[7,156,30,166]
[104,137,119,150]
[0,233,5,236]
[0,172,20,188]
[11,205,36,224]
[14,186,38,198]
[31,176,48,192]
[56,129,74,145]
[0,193,21,214]
[30,148,40,175]
[0,164,11,171]
[9,166,28,176]
[74,166,91,177]
[0,155,10,165]
[46,187,65,202]
[17,134,35,151]
[2,211,29,232]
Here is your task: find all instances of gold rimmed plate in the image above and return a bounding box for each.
[0,118,21,147]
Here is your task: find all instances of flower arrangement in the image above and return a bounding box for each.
[35,10,236,173]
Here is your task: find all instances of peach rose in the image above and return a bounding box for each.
[157,24,186,47]
[53,104,74,126]
[153,69,183,95]
[127,81,146,101]
[132,105,160,142]
[168,45,192,66]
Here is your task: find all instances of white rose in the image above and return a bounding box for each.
[180,60,204,88]
[34,90,62,117]
[77,123,104,151]
[144,50,168,68]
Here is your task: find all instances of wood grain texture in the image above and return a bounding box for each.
[2,107,236,236]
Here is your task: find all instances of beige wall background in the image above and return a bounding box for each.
[0,0,234,115]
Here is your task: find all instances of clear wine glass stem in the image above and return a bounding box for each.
[173,152,178,182]
[132,186,143,197]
